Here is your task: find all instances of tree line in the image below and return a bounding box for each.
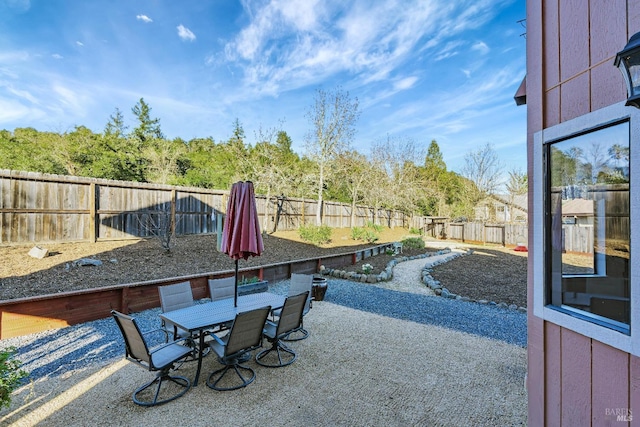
[0,88,527,223]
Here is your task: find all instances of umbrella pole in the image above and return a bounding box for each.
[234,259,239,307]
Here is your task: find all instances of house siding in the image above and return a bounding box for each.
[528,0,638,425]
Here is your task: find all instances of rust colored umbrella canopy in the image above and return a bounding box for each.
[220,181,264,306]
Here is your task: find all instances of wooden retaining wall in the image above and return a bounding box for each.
[0,243,394,340]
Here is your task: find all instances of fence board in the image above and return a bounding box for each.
[0,170,411,245]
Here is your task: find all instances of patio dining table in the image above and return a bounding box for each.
[159,291,286,386]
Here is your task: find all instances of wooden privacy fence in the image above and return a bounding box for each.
[0,170,408,244]
[446,222,528,247]
[446,222,603,253]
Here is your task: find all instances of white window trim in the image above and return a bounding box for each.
[532,101,640,355]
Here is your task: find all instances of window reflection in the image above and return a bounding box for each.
[546,121,630,330]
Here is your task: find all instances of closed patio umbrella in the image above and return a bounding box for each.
[220,181,264,307]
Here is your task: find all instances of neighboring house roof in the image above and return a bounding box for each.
[514,75,526,106]
[562,198,593,216]
[489,194,528,212]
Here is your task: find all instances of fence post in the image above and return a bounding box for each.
[89,183,97,242]
[170,189,177,236]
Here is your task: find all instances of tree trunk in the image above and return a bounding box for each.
[316,165,324,225]
[263,188,271,233]
[350,197,356,228]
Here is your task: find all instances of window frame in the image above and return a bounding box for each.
[533,101,640,355]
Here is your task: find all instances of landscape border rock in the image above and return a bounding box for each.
[319,249,455,283]
[320,247,527,313]
[421,249,527,312]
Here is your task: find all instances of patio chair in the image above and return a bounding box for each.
[157,281,209,361]
[158,281,194,341]
[256,292,308,368]
[208,276,235,301]
[272,273,313,341]
[111,310,192,407]
[207,277,237,334]
[206,306,271,391]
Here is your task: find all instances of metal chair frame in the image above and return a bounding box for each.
[158,281,209,361]
[206,306,271,391]
[256,292,308,368]
[111,310,192,407]
[274,273,313,342]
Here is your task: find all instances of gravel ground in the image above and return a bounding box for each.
[1,297,527,426]
[0,264,527,426]
[0,274,526,383]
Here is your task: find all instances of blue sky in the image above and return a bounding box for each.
[0,0,527,177]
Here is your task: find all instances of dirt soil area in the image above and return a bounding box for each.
[0,228,528,307]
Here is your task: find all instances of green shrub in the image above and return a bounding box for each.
[351,223,381,243]
[299,224,332,245]
[0,347,28,410]
[362,229,379,243]
[365,221,384,232]
[350,226,366,241]
[401,237,425,250]
[409,227,421,235]
[239,276,260,285]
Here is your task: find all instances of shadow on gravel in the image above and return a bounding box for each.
[323,279,527,347]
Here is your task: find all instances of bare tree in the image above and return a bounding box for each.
[332,150,370,226]
[369,135,425,226]
[305,87,360,225]
[582,141,610,184]
[248,126,299,232]
[136,207,183,252]
[506,168,528,196]
[461,143,502,201]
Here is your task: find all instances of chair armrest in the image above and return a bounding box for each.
[264,319,277,329]
[148,335,191,354]
[208,333,227,347]
[142,327,172,343]
[141,327,166,336]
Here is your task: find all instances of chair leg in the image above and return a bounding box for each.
[282,326,309,342]
[255,340,297,368]
[132,371,190,407]
[206,363,256,391]
[173,337,207,369]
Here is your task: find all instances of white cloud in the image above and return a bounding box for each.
[434,41,463,61]
[472,41,490,54]
[177,25,196,42]
[52,53,63,60]
[76,41,84,47]
[0,51,30,63]
[223,0,508,96]
[136,14,152,23]
[461,69,471,78]
[0,99,32,122]
[40,82,93,122]
[394,76,418,91]
[3,84,39,104]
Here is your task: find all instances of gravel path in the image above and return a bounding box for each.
[0,256,528,426]
[2,254,526,381]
